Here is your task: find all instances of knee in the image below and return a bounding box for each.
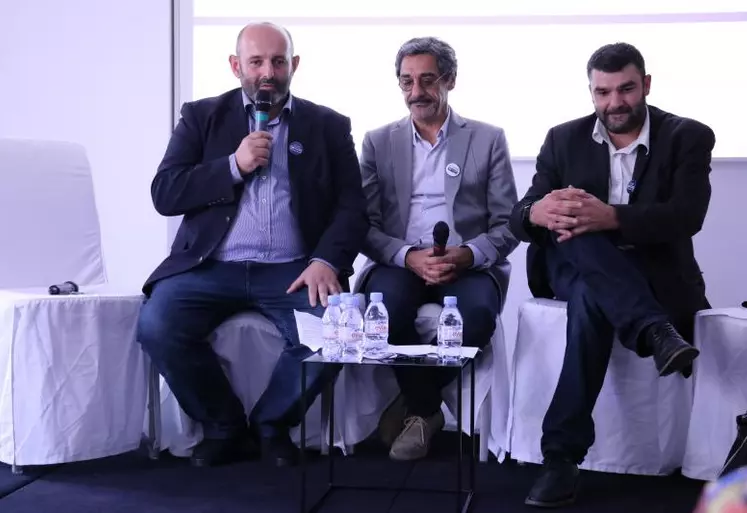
[136,291,187,356]
[136,299,171,353]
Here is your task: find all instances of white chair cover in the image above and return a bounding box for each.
[0,139,106,288]
[683,307,747,481]
[508,298,692,475]
[0,139,147,466]
[151,286,510,462]
[149,310,352,456]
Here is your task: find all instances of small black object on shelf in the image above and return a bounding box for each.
[49,281,79,295]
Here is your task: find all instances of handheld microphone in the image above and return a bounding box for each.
[432,221,449,257]
[254,89,272,132]
[49,281,79,295]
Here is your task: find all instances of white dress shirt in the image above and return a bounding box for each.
[592,108,651,205]
[392,110,486,268]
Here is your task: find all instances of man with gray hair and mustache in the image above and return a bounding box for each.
[355,36,519,461]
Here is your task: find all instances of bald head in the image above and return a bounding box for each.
[229,22,299,106]
[236,22,294,60]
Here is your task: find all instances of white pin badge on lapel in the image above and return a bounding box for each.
[445,162,461,177]
[289,141,304,156]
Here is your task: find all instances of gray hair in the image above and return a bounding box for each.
[395,37,457,79]
[235,22,295,58]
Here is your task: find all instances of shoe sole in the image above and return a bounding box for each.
[659,346,700,377]
[524,495,576,508]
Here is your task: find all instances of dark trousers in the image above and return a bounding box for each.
[136,259,332,440]
[540,233,669,463]
[363,266,502,418]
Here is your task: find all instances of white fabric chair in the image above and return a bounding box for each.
[0,139,147,469]
[145,304,366,457]
[508,298,692,475]
[148,255,510,463]
[683,307,747,481]
[341,259,513,462]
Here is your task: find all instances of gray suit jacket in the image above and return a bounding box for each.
[354,110,519,303]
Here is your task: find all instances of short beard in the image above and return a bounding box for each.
[598,99,647,134]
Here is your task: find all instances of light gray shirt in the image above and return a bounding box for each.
[211,92,306,263]
[392,110,487,267]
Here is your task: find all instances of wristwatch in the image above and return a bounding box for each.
[521,201,536,229]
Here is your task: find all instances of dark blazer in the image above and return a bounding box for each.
[509,105,715,339]
[143,88,368,295]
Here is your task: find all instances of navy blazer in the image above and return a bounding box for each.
[143,88,368,295]
[509,105,715,341]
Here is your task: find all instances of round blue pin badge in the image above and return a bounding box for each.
[289,141,304,156]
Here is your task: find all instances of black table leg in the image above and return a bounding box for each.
[300,362,307,513]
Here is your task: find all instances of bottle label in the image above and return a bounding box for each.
[439,326,463,342]
[340,327,362,343]
[322,324,338,340]
[365,320,388,335]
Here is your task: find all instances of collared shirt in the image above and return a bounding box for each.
[392,109,486,268]
[211,91,306,263]
[592,108,651,205]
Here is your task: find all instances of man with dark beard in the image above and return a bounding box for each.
[137,22,366,468]
[510,42,715,508]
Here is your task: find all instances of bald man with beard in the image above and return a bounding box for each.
[137,22,367,468]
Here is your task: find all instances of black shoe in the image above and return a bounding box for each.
[525,459,579,508]
[190,433,258,467]
[259,431,299,467]
[645,322,700,377]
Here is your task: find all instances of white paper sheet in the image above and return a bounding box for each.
[293,310,479,359]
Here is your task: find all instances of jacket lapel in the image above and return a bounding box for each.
[445,112,471,212]
[628,108,662,203]
[226,90,249,151]
[586,137,611,201]
[287,98,314,221]
[390,119,413,234]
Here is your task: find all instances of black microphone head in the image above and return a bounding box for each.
[255,89,272,112]
[433,221,450,247]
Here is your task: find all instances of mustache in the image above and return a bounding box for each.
[605,106,632,115]
[408,97,433,105]
[257,77,283,88]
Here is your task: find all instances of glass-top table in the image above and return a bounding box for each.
[299,349,478,513]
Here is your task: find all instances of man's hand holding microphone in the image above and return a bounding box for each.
[236,89,273,175]
[405,221,473,285]
[235,132,272,174]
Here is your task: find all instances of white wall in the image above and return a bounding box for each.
[0,1,172,289]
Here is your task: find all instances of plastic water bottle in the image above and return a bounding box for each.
[339,292,352,312]
[363,292,389,357]
[321,295,342,360]
[438,296,463,361]
[338,295,364,362]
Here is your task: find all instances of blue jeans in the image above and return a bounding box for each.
[136,259,331,439]
[540,233,668,463]
[363,266,502,417]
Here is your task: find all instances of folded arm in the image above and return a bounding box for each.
[509,128,562,243]
[151,102,239,217]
